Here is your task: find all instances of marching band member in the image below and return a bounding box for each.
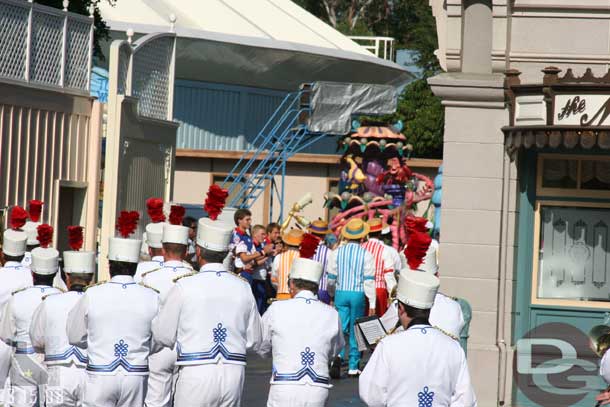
[21,200,43,268]
[30,226,93,407]
[142,206,193,407]
[67,211,159,407]
[271,229,304,300]
[326,218,376,378]
[260,257,344,406]
[359,271,477,407]
[308,220,332,304]
[152,189,263,407]
[0,224,62,407]
[135,197,167,283]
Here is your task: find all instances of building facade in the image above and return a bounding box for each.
[429,1,610,406]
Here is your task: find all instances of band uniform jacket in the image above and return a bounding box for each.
[67,275,159,375]
[152,263,263,367]
[359,323,477,407]
[259,290,344,388]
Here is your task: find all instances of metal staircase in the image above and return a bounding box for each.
[221,84,329,221]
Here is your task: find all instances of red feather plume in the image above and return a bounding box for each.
[404,230,432,271]
[36,224,53,248]
[67,226,84,251]
[299,233,320,259]
[116,211,140,238]
[169,205,185,225]
[405,216,429,233]
[28,200,43,222]
[146,198,165,223]
[10,206,28,230]
[204,184,229,221]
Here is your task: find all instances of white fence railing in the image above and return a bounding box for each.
[349,36,395,61]
[0,0,93,92]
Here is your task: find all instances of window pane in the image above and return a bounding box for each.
[581,160,610,191]
[541,159,577,189]
[537,205,610,302]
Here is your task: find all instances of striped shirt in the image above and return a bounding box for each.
[272,249,300,295]
[329,243,373,292]
[313,242,330,291]
[361,238,394,289]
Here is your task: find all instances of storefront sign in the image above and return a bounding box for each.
[555,94,610,126]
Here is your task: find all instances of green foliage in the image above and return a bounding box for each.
[390,79,444,158]
[36,0,115,61]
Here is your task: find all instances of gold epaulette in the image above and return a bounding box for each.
[140,267,163,279]
[173,271,198,283]
[138,282,160,294]
[42,292,62,301]
[182,261,194,270]
[432,325,459,341]
[11,287,28,296]
[84,281,107,291]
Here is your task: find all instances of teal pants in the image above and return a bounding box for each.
[334,290,365,371]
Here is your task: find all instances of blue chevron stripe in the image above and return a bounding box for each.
[45,346,88,364]
[176,342,246,363]
[273,367,330,385]
[87,357,148,373]
[15,347,35,355]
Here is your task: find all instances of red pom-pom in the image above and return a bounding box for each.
[116,211,140,238]
[146,198,165,223]
[67,226,84,251]
[36,224,53,248]
[204,184,229,221]
[404,230,432,271]
[10,206,28,230]
[169,205,185,225]
[405,216,429,233]
[28,200,43,222]
[299,233,320,259]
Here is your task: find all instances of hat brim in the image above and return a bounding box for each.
[282,236,303,246]
[341,223,370,240]
[308,228,330,235]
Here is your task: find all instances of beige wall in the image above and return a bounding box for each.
[0,82,101,251]
[173,155,439,226]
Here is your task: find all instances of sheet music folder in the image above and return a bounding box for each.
[354,316,387,351]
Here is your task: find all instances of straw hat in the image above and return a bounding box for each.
[367,218,385,234]
[341,218,370,240]
[282,229,304,247]
[308,220,330,235]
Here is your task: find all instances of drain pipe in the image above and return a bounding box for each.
[496,151,511,406]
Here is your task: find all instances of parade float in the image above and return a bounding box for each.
[324,121,435,249]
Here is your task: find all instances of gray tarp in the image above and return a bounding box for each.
[308,82,398,135]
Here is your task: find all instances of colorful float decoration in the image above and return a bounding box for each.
[325,121,435,249]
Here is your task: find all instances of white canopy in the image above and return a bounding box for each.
[99,0,411,90]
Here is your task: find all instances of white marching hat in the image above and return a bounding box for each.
[197,217,232,251]
[31,247,60,275]
[23,221,41,246]
[396,271,440,310]
[3,229,27,256]
[108,237,142,263]
[145,223,164,249]
[63,251,95,274]
[163,223,189,245]
[289,258,323,284]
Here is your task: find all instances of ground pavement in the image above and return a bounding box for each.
[243,353,367,406]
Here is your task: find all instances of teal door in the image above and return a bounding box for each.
[514,150,610,407]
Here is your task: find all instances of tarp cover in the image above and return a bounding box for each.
[308,82,398,135]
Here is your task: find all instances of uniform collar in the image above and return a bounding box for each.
[295,290,316,300]
[110,275,135,284]
[164,259,185,268]
[368,237,382,244]
[200,263,225,272]
[4,261,23,268]
[151,256,164,262]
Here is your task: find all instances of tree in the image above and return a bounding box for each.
[37,0,116,61]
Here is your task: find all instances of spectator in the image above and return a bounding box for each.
[182,216,197,268]
[251,225,270,314]
[230,209,273,276]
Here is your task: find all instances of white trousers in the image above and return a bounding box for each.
[9,353,47,407]
[0,342,10,403]
[144,348,176,407]
[267,384,329,407]
[45,365,86,407]
[173,363,245,407]
[83,373,147,407]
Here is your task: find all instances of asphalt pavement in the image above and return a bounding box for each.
[242,353,367,407]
